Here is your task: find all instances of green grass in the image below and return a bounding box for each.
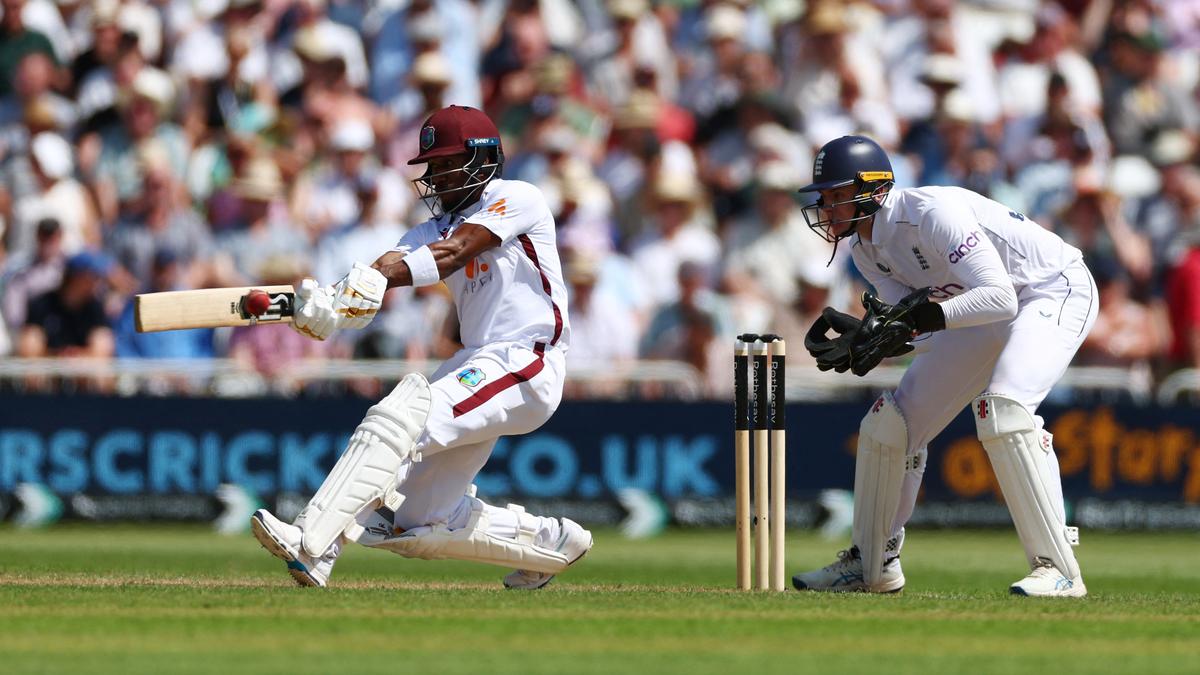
[1,526,1197,674]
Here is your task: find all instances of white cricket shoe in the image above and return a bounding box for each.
[1009,557,1087,597]
[791,547,905,593]
[250,509,338,588]
[503,518,593,590]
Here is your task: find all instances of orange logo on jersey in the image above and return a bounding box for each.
[485,199,507,216]
[465,258,490,279]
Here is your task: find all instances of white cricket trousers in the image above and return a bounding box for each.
[391,340,565,538]
[887,259,1098,538]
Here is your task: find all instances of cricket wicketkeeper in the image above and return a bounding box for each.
[796,135,1095,597]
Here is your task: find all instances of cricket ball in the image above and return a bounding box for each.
[245,289,271,316]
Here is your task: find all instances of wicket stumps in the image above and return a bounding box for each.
[734,334,786,591]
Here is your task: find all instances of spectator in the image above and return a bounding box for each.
[113,249,213,359]
[8,132,96,259]
[641,261,732,359]
[727,160,836,306]
[91,66,189,223]
[106,141,215,285]
[0,0,56,97]
[1,216,63,336]
[17,250,113,358]
[1167,233,1200,370]
[1100,28,1199,156]
[564,253,638,372]
[215,155,310,283]
[1057,171,1153,287]
[1136,132,1200,281]
[630,170,719,307]
[1079,261,1168,367]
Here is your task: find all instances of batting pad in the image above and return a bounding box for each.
[974,393,1080,580]
[296,373,431,557]
[853,391,909,588]
[362,497,571,574]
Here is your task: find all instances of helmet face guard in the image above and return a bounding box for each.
[801,172,893,243]
[411,139,504,217]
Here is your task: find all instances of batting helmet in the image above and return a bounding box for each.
[409,105,505,215]
[798,135,894,242]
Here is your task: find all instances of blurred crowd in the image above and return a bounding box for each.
[0,0,1198,397]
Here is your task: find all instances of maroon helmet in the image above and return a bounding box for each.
[409,105,505,215]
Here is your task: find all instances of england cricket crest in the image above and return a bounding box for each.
[456,367,485,388]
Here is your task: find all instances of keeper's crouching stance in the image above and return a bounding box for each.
[793,136,1095,597]
[251,106,591,589]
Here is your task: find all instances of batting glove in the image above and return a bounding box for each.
[291,278,338,341]
[331,262,387,330]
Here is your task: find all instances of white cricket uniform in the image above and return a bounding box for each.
[387,179,570,532]
[850,186,1097,538]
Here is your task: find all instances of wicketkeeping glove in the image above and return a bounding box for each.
[804,307,863,373]
[847,287,939,376]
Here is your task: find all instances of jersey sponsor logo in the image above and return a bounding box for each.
[485,198,507,216]
[948,231,984,264]
[928,282,965,300]
[876,262,892,274]
[912,247,930,270]
[420,125,435,150]
[456,367,486,388]
[464,257,490,279]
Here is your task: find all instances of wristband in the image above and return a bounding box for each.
[911,301,946,333]
[403,246,440,287]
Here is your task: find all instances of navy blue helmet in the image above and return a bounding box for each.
[798,136,894,242]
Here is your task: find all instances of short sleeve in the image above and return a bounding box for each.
[391,219,439,255]
[464,181,547,245]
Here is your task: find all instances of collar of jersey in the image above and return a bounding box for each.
[857,189,898,249]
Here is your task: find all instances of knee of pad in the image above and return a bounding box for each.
[860,391,909,454]
[359,373,432,462]
[973,393,1034,443]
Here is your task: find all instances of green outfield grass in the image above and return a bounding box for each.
[1,525,1197,675]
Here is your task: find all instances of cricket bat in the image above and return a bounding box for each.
[134,285,295,332]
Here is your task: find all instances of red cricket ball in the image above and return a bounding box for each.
[245,290,271,317]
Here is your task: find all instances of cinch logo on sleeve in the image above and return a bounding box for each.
[948,230,984,264]
[928,283,966,299]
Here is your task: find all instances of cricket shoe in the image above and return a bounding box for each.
[792,547,905,593]
[503,518,594,590]
[1009,557,1087,597]
[250,509,338,588]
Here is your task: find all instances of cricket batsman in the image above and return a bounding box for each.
[250,105,592,589]
[795,136,1096,597]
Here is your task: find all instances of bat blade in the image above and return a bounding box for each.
[134,285,296,332]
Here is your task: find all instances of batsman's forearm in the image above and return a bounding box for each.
[373,243,470,289]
